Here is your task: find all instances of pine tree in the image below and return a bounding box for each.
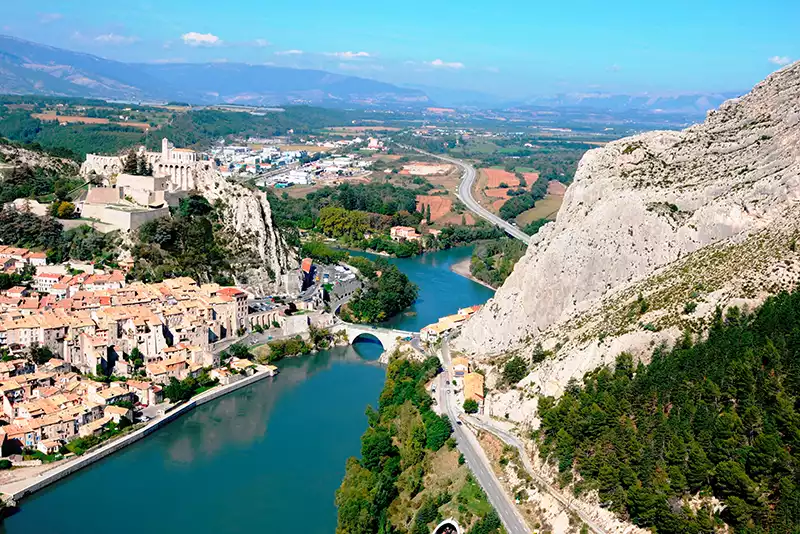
[122,149,138,174]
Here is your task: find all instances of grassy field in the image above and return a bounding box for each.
[515,194,564,224]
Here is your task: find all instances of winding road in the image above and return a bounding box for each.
[464,416,608,534]
[408,148,531,244]
[438,337,532,534]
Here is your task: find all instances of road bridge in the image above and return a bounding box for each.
[334,323,415,355]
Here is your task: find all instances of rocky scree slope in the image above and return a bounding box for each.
[0,141,79,176]
[455,61,800,396]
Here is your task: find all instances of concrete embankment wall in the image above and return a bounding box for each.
[7,370,274,502]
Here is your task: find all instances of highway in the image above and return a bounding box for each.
[438,338,532,534]
[464,415,608,534]
[409,148,531,244]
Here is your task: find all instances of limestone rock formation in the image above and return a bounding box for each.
[456,62,800,383]
[0,142,79,176]
[192,168,297,295]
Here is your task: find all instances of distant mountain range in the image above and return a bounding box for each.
[517,91,742,116]
[0,34,742,116]
[0,35,429,107]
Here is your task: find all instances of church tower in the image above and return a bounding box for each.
[161,138,171,161]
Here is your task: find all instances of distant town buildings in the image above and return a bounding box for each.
[420,305,481,343]
[390,226,421,242]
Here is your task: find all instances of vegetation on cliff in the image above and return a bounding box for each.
[0,209,119,266]
[129,195,234,284]
[470,239,527,288]
[336,355,501,534]
[340,257,418,323]
[537,290,800,533]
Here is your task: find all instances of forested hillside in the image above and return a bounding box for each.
[0,98,352,159]
[537,290,800,533]
[336,355,502,534]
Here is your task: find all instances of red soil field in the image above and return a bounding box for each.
[547,180,567,196]
[438,212,475,226]
[484,188,510,198]
[32,113,150,130]
[416,195,453,221]
[491,199,508,211]
[481,168,520,188]
[522,172,540,184]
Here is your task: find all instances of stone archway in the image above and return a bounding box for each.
[352,332,384,350]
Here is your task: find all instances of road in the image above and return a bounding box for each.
[409,148,531,244]
[439,338,532,534]
[464,416,608,534]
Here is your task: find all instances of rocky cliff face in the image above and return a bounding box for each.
[0,142,79,175]
[192,169,297,295]
[456,62,800,395]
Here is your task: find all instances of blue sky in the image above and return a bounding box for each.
[2,0,797,98]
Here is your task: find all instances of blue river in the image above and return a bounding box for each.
[2,246,493,534]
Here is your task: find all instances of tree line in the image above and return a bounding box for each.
[336,356,455,534]
[537,290,800,533]
[341,256,418,323]
[0,208,119,267]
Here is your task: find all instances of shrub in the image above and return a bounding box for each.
[502,356,528,385]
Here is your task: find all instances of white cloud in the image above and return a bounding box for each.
[252,38,270,47]
[608,64,622,72]
[275,49,303,56]
[427,59,465,69]
[485,66,500,73]
[326,51,372,60]
[94,33,139,45]
[181,32,221,47]
[37,13,63,24]
[769,55,792,66]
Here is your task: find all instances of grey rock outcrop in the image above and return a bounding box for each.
[193,168,297,295]
[456,61,800,358]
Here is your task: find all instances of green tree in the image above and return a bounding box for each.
[29,343,54,365]
[502,356,528,384]
[122,148,139,174]
[463,398,479,413]
[56,201,75,218]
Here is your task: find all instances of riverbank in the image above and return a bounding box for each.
[450,257,496,290]
[4,345,386,534]
[0,366,277,504]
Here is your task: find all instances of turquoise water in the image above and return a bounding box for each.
[2,344,385,534]
[349,246,494,331]
[2,248,493,533]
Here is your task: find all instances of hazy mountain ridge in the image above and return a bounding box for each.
[517,91,743,116]
[0,35,427,106]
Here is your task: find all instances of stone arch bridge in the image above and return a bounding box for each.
[333,323,415,357]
